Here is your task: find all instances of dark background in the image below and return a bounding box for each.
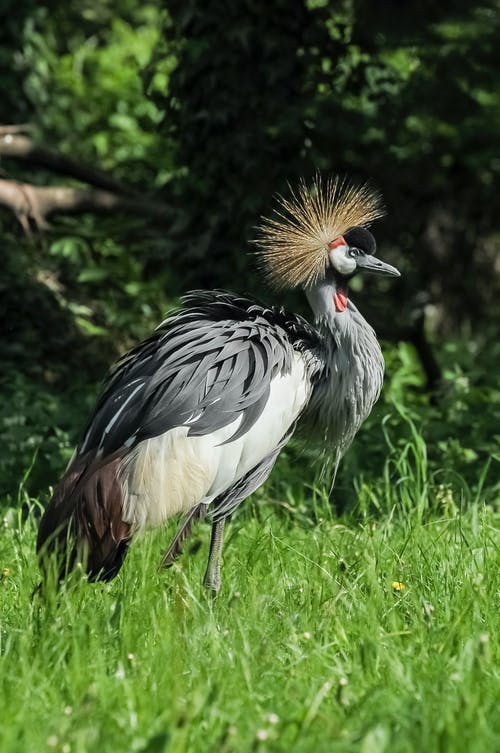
[1,0,499,503]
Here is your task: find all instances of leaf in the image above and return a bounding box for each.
[77,268,109,283]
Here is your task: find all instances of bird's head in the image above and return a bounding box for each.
[255,176,400,290]
[328,226,400,280]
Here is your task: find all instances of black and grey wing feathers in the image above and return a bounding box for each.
[79,291,323,460]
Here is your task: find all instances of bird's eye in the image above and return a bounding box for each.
[347,247,361,258]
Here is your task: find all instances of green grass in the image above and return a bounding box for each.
[1,426,499,753]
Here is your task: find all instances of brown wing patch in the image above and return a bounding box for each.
[37,453,131,582]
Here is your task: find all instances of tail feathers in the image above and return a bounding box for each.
[37,452,131,582]
[160,503,208,568]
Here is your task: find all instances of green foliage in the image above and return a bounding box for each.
[1,433,499,751]
[0,0,39,120]
[291,328,500,520]
[2,0,176,381]
[1,0,499,508]
[19,2,170,181]
[158,0,321,288]
[0,224,171,501]
[155,0,500,326]
[1,6,499,749]
[1,3,178,505]
[0,375,85,504]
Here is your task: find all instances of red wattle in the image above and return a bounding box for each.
[334,290,348,312]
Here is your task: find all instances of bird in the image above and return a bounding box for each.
[36,175,400,592]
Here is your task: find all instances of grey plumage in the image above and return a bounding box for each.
[304,285,385,456]
[36,177,400,591]
[37,292,322,579]
[79,291,321,456]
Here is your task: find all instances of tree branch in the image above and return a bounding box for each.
[0,132,134,196]
[0,178,172,232]
[0,124,33,136]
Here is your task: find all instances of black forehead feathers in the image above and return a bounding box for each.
[344,226,376,255]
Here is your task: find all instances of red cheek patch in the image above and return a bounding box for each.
[334,289,348,312]
[328,236,346,250]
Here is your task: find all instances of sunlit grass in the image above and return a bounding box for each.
[1,427,499,753]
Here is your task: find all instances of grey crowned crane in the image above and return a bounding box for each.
[37,177,400,591]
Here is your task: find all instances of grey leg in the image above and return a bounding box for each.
[203,518,226,593]
[160,504,207,569]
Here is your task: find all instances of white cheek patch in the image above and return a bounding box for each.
[329,246,356,275]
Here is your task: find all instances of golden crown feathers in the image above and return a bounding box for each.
[254,175,385,289]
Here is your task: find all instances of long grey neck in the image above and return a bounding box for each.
[305,275,352,340]
[303,275,384,458]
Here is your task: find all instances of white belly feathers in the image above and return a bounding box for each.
[120,352,311,532]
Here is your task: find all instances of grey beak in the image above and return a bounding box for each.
[355,253,401,277]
